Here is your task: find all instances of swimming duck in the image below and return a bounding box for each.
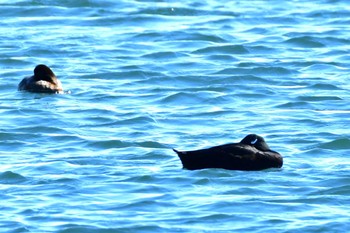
[173,134,283,171]
[18,64,63,93]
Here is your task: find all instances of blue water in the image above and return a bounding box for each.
[1,0,350,232]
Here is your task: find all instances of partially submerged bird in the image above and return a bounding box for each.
[173,134,283,171]
[18,64,63,93]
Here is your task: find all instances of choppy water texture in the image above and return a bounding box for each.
[1,0,350,232]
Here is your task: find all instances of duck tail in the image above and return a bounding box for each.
[173,148,188,169]
[173,148,186,158]
[172,148,180,154]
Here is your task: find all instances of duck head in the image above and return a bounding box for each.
[240,134,271,151]
[33,64,57,84]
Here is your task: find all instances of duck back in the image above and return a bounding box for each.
[18,64,63,93]
[173,135,283,171]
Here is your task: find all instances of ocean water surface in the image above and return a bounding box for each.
[0,0,350,232]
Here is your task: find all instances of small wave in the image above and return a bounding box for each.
[215,75,272,84]
[251,66,294,76]
[88,139,166,149]
[59,224,165,233]
[284,36,325,48]
[116,116,158,125]
[83,70,164,80]
[207,54,238,62]
[301,63,341,72]
[142,51,183,59]
[319,138,350,150]
[137,7,206,16]
[297,96,342,101]
[276,101,311,108]
[0,171,26,184]
[309,83,342,90]
[136,141,167,149]
[158,92,205,105]
[248,45,279,54]
[88,139,133,149]
[133,31,227,43]
[192,45,249,55]
[215,66,293,76]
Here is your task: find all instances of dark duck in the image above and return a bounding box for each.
[18,64,63,93]
[173,134,283,171]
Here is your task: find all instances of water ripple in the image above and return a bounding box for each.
[0,171,27,184]
[1,0,350,232]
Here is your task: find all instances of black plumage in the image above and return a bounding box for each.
[173,134,283,171]
[18,64,63,93]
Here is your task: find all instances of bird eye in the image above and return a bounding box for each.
[251,138,258,144]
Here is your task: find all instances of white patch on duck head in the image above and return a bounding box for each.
[251,138,258,145]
